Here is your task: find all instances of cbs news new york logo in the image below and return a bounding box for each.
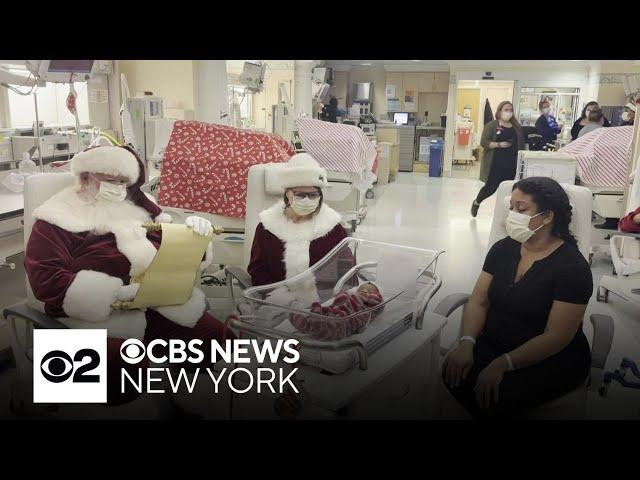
[33,330,107,403]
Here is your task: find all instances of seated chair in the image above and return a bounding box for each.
[224,163,295,309]
[435,180,614,419]
[522,126,544,151]
[2,173,173,419]
[598,232,640,305]
[225,162,364,312]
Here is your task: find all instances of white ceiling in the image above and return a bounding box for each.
[326,60,449,66]
[324,59,600,71]
[326,60,450,71]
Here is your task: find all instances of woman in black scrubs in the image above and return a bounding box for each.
[445,176,592,418]
[471,101,524,217]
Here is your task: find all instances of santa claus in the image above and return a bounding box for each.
[24,145,229,405]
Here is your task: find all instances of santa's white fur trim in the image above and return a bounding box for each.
[154,212,173,223]
[62,270,123,323]
[259,200,342,280]
[59,310,147,340]
[279,153,328,190]
[110,223,158,277]
[152,287,206,328]
[71,147,140,185]
[33,186,159,276]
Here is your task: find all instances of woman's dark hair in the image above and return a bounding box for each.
[581,101,599,119]
[283,187,323,214]
[512,177,578,247]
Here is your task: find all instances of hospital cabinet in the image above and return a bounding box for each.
[375,142,392,185]
[375,127,400,176]
[386,72,449,112]
[376,124,415,172]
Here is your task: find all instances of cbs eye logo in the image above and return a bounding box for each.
[40,349,100,383]
[119,339,146,364]
[33,329,107,403]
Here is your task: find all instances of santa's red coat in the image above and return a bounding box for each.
[24,185,229,404]
[248,222,349,286]
[247,201,352,289]
[26,219,163,319]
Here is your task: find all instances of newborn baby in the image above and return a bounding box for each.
[289,281,384,341]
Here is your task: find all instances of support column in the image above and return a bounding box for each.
[294,60,315,119]
[193,60,229,125]
[442,72,457,177]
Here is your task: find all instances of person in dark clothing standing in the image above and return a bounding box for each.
[445,177,592,418]
[535,99,562,147]
[320,96,338,123]
[571,101,611,140]
[471,101,525,217]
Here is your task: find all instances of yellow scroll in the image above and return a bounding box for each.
[112,222,222,310]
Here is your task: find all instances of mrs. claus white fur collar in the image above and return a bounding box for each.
[33,184,171,277]
[260,200,342,279]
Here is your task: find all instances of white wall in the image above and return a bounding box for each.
[117,60,195,110]
[87,74,111,130]
[193,60,229,125]
[346,66,387,117]
[598,61,640,106]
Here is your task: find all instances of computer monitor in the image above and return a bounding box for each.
[28,60,95,83]
[393,112,409,125]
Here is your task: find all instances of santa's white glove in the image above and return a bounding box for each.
[116,283,140,302]
[185,216,212,236]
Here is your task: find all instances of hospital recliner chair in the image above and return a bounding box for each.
[2,173,173,419]
[224,162,362,307]
[597,232,640,305]
[435,180,614,419]
[224,163,292,304]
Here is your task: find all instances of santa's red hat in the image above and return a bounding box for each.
[70,145,161,218]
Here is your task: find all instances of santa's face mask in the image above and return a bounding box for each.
[96,181,127,202]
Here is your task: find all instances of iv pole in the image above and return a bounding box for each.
[33,91,44,172]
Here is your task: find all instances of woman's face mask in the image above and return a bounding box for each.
[622,111,631,122]
[542,107,551,115]
[501,110,513,121]
[289,190,321,216]
[505,210,547,243]
[95,181,127,202]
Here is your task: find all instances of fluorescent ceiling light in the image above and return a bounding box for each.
[361,63,372,66]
